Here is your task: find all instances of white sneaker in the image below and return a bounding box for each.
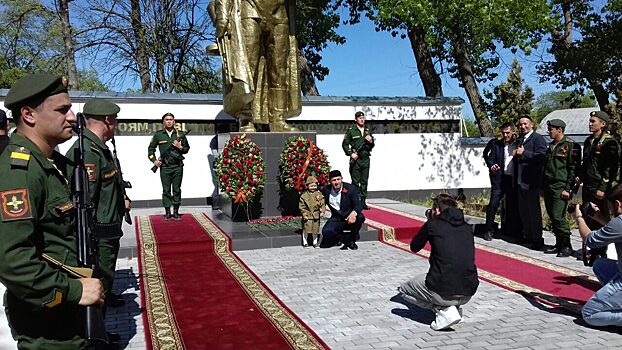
[430,305,462,331]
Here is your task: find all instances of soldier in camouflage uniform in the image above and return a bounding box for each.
[0,74,104,349]
[148,113,190,220]
[342,111,374,210]
[578,111,620,263]
[543,119,582,257]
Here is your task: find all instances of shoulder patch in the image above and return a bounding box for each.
[10,147,31,168]
[85,164,97,182]
[1,188,33,221]
[43,289,63,308]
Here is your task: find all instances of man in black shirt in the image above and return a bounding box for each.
[398,194,479,330]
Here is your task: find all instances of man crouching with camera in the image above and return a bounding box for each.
[572,183,622,327]
[398,194,479,330]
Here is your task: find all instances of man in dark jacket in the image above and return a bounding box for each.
[0,110,9,154]
[513,115,548,249]
[321,169,365,250]
[398,194,479,331]
[483,122,517,240]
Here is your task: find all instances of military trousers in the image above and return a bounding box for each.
[98,237,120,299]
[160,165,183,208]
[349,157,370,200]
[543,186,571,239]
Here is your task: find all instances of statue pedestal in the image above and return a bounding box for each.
[217,131,317,221]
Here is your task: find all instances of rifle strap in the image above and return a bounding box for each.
[41,253,93,278]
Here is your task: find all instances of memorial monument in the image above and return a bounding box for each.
[208,0,301,132]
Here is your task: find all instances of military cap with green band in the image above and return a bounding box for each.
[547,119,566,128]
[83,98,120,118]
[4,74,68,110]
[590,110,610,123]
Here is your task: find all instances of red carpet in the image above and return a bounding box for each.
[365,205,601,313]
[136,213,328,350]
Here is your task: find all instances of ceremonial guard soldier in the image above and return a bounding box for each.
[66,98,130,318]
[0,74,103,349]
[578,111,620,263]
[342,111,374,209]
[543,119,581,257]
[148,113,190,220]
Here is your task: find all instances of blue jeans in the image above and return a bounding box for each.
[582,259,622,326]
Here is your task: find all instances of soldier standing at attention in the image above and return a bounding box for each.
[0,74,104,349]
[66,98,130,337]
[543,119,582,257]
[577,111,620,263]
[148,112,190,220]
[342,111,374,210]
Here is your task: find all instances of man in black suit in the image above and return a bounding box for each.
[321,170,365,250]
[0,110,9,154]
[513,115,548,249]
[483,122,517,240]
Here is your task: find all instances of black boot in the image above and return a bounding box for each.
[556,236,573,257]
[173,205,181,220]
[362,199,369,210]
[544,240,560,254]
[164,208,172,221]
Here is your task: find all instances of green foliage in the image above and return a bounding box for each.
[485,60,534,127]
[532,90,596,122]
[461,118,481,137]
[295,1,346,82]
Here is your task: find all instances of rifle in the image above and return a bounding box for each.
[151,129,191,173]
[111,137,132,225]
[72,112,109,345]
[349,132,374,165]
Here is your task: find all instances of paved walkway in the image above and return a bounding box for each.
[0,201,620,349]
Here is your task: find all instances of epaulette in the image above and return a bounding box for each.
[89,142,101,154]
[9,147,31,168]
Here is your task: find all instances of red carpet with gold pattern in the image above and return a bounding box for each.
[364,205,601,315]
[135,213,328,350]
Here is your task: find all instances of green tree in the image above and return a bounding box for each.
[532,90,596,122]
[462,118,481,137]
[340,0,555,137]
[485,60,534,127]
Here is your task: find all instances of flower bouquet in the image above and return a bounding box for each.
[215,134,265,215]
[279,136,331,192]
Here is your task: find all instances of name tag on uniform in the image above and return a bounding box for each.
[158,140,167,145]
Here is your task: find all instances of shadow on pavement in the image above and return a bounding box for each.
[389,294,435,325]
[106,268,143,349]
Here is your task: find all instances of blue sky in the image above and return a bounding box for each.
[314,16,568,120]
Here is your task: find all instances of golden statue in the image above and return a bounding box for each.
[208,0,301,132]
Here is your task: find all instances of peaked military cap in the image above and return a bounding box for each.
[547,119,566,128]
[306,175,318,185]
[4,74,68,110]
[83,98,120,118]
[590,110,610,123]
[355,111,365,118]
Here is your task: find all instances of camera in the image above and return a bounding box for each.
[425,208,434,220]
[567,202,596,217]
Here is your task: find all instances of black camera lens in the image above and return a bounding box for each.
[566,203,577,214]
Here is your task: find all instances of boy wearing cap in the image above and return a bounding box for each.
[321,170,365,250]
[342,111,374,210]
[0,74,104,349]
[66,98,131,319]
[543,119,582,257]
[577,110,620,264]
[299,175,325,248]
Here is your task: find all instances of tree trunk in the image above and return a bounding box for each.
[559,1,609,109]
[449,27,494,137]
[130,0,151,92]
[298,52,319,96]
[407,24,443,97]
[57,0,78,90]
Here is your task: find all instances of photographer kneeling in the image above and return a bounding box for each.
[572,183,622,327]
[398,194,479,330]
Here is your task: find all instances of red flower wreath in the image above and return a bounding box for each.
[279,136,331,191]
[215,134,265,203]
